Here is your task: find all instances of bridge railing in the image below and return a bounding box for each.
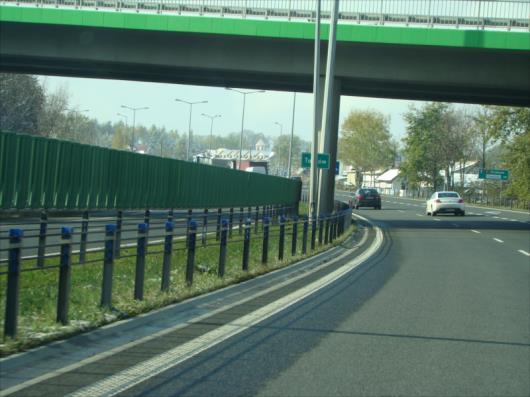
[2,0,529,30]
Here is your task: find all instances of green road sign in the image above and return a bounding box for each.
[301,152,311,168]
[301,152,330,169]
[478,169,509,180]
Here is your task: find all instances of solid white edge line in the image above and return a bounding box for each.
[68,225,383,397]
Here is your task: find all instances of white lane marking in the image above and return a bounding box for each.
[397,210,404,213]
[433,218,441,221]
[486,211,501,215]
[493,216,501,219]
[471,230,481,234]
[518,250,530,257]
[501,217,509,221]
[415,214,424,217]
[493,238,504,243]
[68,227,384,397]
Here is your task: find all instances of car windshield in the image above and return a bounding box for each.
[438,192,459,198]
[362,189,379,195]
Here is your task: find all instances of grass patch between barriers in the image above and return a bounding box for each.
[0,219,354,356]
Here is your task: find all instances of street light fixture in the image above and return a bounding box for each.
[121,105,149,151]
[117,113,128,126]
[201,113,221,152]
[274,121,283,136]
[175,98,208,161]
[226,88,265,170]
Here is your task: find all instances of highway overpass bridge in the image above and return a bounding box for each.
[1,0,529,211]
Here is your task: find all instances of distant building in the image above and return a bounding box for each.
[194,140,274,174]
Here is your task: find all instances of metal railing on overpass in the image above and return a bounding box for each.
[2,0,529,30]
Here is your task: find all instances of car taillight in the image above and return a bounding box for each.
[458,199,464,203]
[357,195,364,200]
[435,199,441,203]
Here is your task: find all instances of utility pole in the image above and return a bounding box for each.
[175,98,207,161]
[309,0,321,221]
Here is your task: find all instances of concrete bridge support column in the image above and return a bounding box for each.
[317,77,341,215]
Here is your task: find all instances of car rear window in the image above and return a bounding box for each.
[438,192,459,198]
[362,189,379,195]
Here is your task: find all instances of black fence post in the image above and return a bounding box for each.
[187,209,193,244]
[291,215,298,256]
[4,229,22,340]
[37,211,47,267]
[302,217,308,255]
[79,211,89,264]
[186,220,197,286]
[229,208,234,238]
[262,217,270,264]
[242,218,251,271]
[311,215,317,251]
[167,209,174,222]
[101,224,116,308]
[202,209,208,246]
[144,209,151,255]
[324,216,330,245]
[255,206,259,234]
[318,216,324,246]
[57,226,73,325]
[329,216,334,244]
[216,208,222,240]
[278,215,286,261]
[134,223,148,301]
[115,210,122,258]
[218,219,228,277]
[161,221,174,292]
[239,207,244,235]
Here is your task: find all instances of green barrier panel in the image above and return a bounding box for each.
[0,131,301,210]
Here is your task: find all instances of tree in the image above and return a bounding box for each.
[39,85,69,138]
[339,110,393,186]
[0,74,45,135]
[271,134,302,176]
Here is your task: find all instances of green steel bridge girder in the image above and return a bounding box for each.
[1,6,529,51]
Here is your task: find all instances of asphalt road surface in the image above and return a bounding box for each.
[2,196,529,396]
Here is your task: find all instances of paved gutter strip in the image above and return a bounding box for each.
[1,219,379,396]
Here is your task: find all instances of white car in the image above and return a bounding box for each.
[426,191,465,216]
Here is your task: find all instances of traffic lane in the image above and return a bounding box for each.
[120,212,528,396]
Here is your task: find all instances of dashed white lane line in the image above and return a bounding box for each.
[415,214,424,217]
[471,230,481,234]
[433,218,441,222]
[493,238,504,243]
[518,250,530,257]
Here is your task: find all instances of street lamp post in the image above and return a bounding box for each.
[117,112,128,127]
[121,105,149,151]
[176,99,208,161]
[201,113,221,152]
[226,88,265,170]
[275,121,284,176]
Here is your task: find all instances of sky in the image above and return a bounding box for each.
[40,75,420,143]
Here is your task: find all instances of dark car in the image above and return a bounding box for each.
[353,188,381,209]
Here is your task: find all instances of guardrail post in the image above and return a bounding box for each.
[161,221,174,292]
[262,217,270,264]
[187,208,193,244]
[4,229,22,340]
[202,209,208,246]
[79,211,89,264]
[311,216,317,250]
[229,208,234,238]
[239,207,244,235]
[291,215,298,256]
[186,220,197,286]
[318,216,324,246]
[242,218,251,271]
[324,216,330,244]
[134,223,148,300]
[57,226,73,325]
[278,215,286,261]
[216,208,222,240]
[115,210,122,258]
[101,224,116,308]
[218,219,228,277]
[144,209,151,255]
[37,211,47,267]
[302,217,308,255]
[255,206,259,234]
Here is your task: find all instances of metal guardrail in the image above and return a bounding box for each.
[2,0,529,30]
